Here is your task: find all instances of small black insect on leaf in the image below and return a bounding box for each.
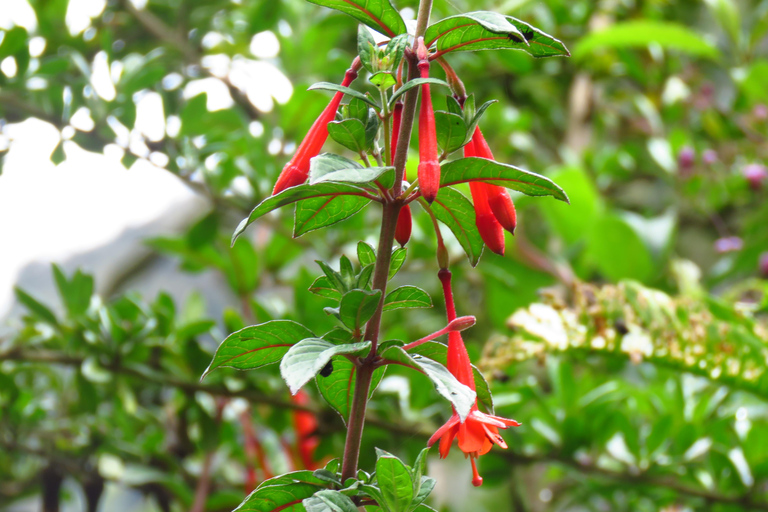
[319,360,334,377]
[507,33,523,43]
[521,28,535,41]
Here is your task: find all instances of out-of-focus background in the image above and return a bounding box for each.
[1,0,768,511]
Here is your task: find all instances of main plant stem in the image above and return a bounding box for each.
[340,0,434,484]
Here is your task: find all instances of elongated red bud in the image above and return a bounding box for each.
[487,190,516,234]
[447,315,476,332]
[469,126,515,236]
[390,101,403,164]
[473,196,505,255]
[416,38,440,203]
[395,204,412,247]
[465,135,505,254]
[273,61,360,195]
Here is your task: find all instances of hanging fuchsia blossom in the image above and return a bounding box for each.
[427,269,520,487]
[272,59,361,195]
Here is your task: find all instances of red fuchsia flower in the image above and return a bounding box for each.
[395,204,412,247]
[465,138,506,255]
[427,269,520,487]
[416,37,440,204]
[272,59,361,195]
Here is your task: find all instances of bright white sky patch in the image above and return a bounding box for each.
[65,0,106,36]
[135,91,166,142]
[184,78,235,111]
[250,31,280,59]
[0,0,38,30]
[91,51,116,101]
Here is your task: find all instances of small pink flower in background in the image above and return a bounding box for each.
[714,236,743,253]
[743,163,767,190]
[677,146,695,175]
[702,149,718,165]
[760,252,768,278]
[753,104,768,121]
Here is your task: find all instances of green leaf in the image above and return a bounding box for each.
[440,157,570,203]
[310,156,393,187]
[309,153,362,181]
[435,111,468,156]
[429,187,484,267]
[376,454,414,512]
[203,321,314,378]
[388,78,451,106]
[233,472,325,512]
[232,182,372,244]
[424,12,528,56]
[14,287,59,326]
[411,477,436,510]
[339,289,382,330]
[389,247,407,279]
[306,0,407,37]
[303,490,359,512]
[573,21,719,61]
[309,276,341,300]
[328,119,369,153]
[316,261,347,292]
[280,338,371,394]
[385,33,409,72]
[363,107,380,151]
[587,215,654,282]
[370,71,397,89]
[465,100,498,143]
[52,265,93,318]
[347,97,370,123]
[316,351,386,423]
[383,286,432,311]
[410,341,493,413]
[379,346,476,421]
[445,95,463,117]
[294,194,370,237]
[0,27,27,59]
[308,82,380,108]
[357,25,377,72]
[357,242,376,267]
[505,16,571,58]
[357,264,375,289]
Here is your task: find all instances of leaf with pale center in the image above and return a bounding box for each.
[280,338,371,394]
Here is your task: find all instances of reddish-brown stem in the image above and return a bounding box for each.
[339,0,434,483]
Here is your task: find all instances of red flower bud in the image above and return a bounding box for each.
[273,63,360,195]
[469,127,516,234]
[395,204,412,247]
[465,135,505,255]
[487,190,517,234]
[390,101,403,165]
[416,38,440,203]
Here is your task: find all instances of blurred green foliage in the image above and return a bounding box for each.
[1,0,768,510]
